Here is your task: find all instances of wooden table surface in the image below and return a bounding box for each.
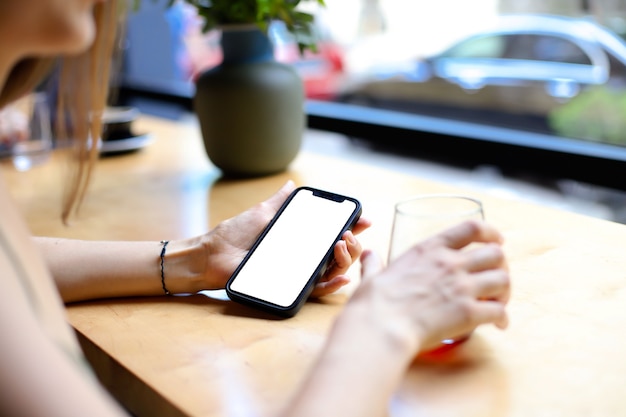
[3,115,626,417]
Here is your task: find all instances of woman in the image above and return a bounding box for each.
[0,1,511,416]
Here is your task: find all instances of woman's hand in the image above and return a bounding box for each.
[202,181,371,295]
[350,220,510,354]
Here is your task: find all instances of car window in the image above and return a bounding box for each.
[534,35,592,64]
[440,35,506,59]
[507,34,592,64]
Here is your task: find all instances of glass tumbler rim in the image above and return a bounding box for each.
[394,193,484,219]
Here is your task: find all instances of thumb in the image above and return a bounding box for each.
[265,180,296,211]
[360,249,384,281]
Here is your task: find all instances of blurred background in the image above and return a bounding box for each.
[117,0,626,222]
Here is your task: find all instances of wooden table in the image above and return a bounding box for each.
[4,115,626,417]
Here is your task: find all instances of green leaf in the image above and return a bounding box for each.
[134,0,327,54]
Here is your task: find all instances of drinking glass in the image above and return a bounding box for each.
[388,194,484,352]
[0,92,52,171]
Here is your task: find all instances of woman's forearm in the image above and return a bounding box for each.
[35,237,210,303]
[281,302,417,417]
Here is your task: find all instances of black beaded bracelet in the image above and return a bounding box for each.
[159,240,171,296]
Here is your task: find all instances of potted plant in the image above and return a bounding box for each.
[170,0,327,177]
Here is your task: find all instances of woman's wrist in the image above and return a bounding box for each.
[340,299,420,362]
[161,237,211,294]
[342,284,423,359]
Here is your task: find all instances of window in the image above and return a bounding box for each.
[119,0,626,191]
[527,35,592,64]
[441,35,506,59]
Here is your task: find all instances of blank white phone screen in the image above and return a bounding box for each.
[229,189,357,308]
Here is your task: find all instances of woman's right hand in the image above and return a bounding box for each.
[350,220,510,355]
[278,220,510,417]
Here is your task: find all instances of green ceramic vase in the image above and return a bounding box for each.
[194,26,304,177]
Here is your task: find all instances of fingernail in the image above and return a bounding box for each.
[341,240,350,255]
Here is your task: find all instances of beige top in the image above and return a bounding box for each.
[0,173,87,370]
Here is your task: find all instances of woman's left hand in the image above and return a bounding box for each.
[202,181,371,297]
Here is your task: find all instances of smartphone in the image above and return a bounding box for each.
[225,186,362,317]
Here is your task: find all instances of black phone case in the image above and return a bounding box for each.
[225,186,362,318]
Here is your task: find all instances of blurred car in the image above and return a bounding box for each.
[336,14,626,133]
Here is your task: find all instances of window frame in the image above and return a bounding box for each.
[117,78,626,192]
[305,100,626,191]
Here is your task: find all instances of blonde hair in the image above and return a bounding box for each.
[0,1,124,224]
